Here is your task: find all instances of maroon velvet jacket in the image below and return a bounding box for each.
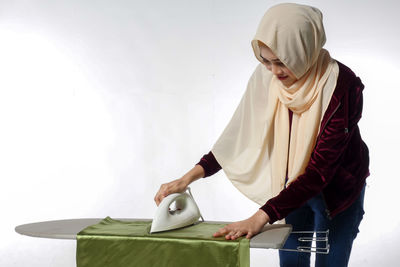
[197,62,370,224]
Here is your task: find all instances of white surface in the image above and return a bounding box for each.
[1,0,399,266]
[15,219,105,240]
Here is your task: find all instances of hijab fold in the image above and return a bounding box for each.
[211,3,339,205]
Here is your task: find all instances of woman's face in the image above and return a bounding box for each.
[259,44,298,87]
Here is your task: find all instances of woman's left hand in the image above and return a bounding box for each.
[213,209,270,240]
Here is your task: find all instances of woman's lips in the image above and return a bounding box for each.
[278,76,288,80]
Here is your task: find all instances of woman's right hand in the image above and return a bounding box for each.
[154,178,189,206]
[154,165,205,206]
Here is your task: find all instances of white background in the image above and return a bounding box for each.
[1,0,399,266]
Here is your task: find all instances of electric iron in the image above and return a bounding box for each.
[150,187,204,233]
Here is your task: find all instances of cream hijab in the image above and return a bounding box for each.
[211,3,339,205]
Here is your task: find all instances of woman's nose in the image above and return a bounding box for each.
[271,64,283,76]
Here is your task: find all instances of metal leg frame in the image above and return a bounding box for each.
[279,230,330,254]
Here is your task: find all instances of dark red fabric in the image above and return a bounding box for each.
[197,61,369,223]
[197,151,221,177]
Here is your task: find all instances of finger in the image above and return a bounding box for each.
[154,192,165,206]
[157,193,168,205]
[213,229,226,237]
[155,196,161,206]
[227,230,242,240]
[245,231,254,239]
[154,184,170,205]
[226,230,240,240]
[232,231,243,240]
[213,227,229,237]
[213,231,223,237]
[224,231,234,240]
[154,191,162,205]
[154,186,163,205]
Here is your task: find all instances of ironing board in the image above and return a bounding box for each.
[15,218,292,249]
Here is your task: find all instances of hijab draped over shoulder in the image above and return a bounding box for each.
[211,3,339,205]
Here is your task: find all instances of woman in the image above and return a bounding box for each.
[154,3,369,266]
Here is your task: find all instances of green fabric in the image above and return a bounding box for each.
[77,217,250,267]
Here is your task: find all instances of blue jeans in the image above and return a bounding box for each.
[279,186,365,267]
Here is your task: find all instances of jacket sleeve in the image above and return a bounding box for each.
[261,76,364,223]
[196,151,222,177]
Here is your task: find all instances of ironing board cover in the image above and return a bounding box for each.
[77,217,250,267]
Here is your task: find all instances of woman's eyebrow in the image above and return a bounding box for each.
[260,54,281,62]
